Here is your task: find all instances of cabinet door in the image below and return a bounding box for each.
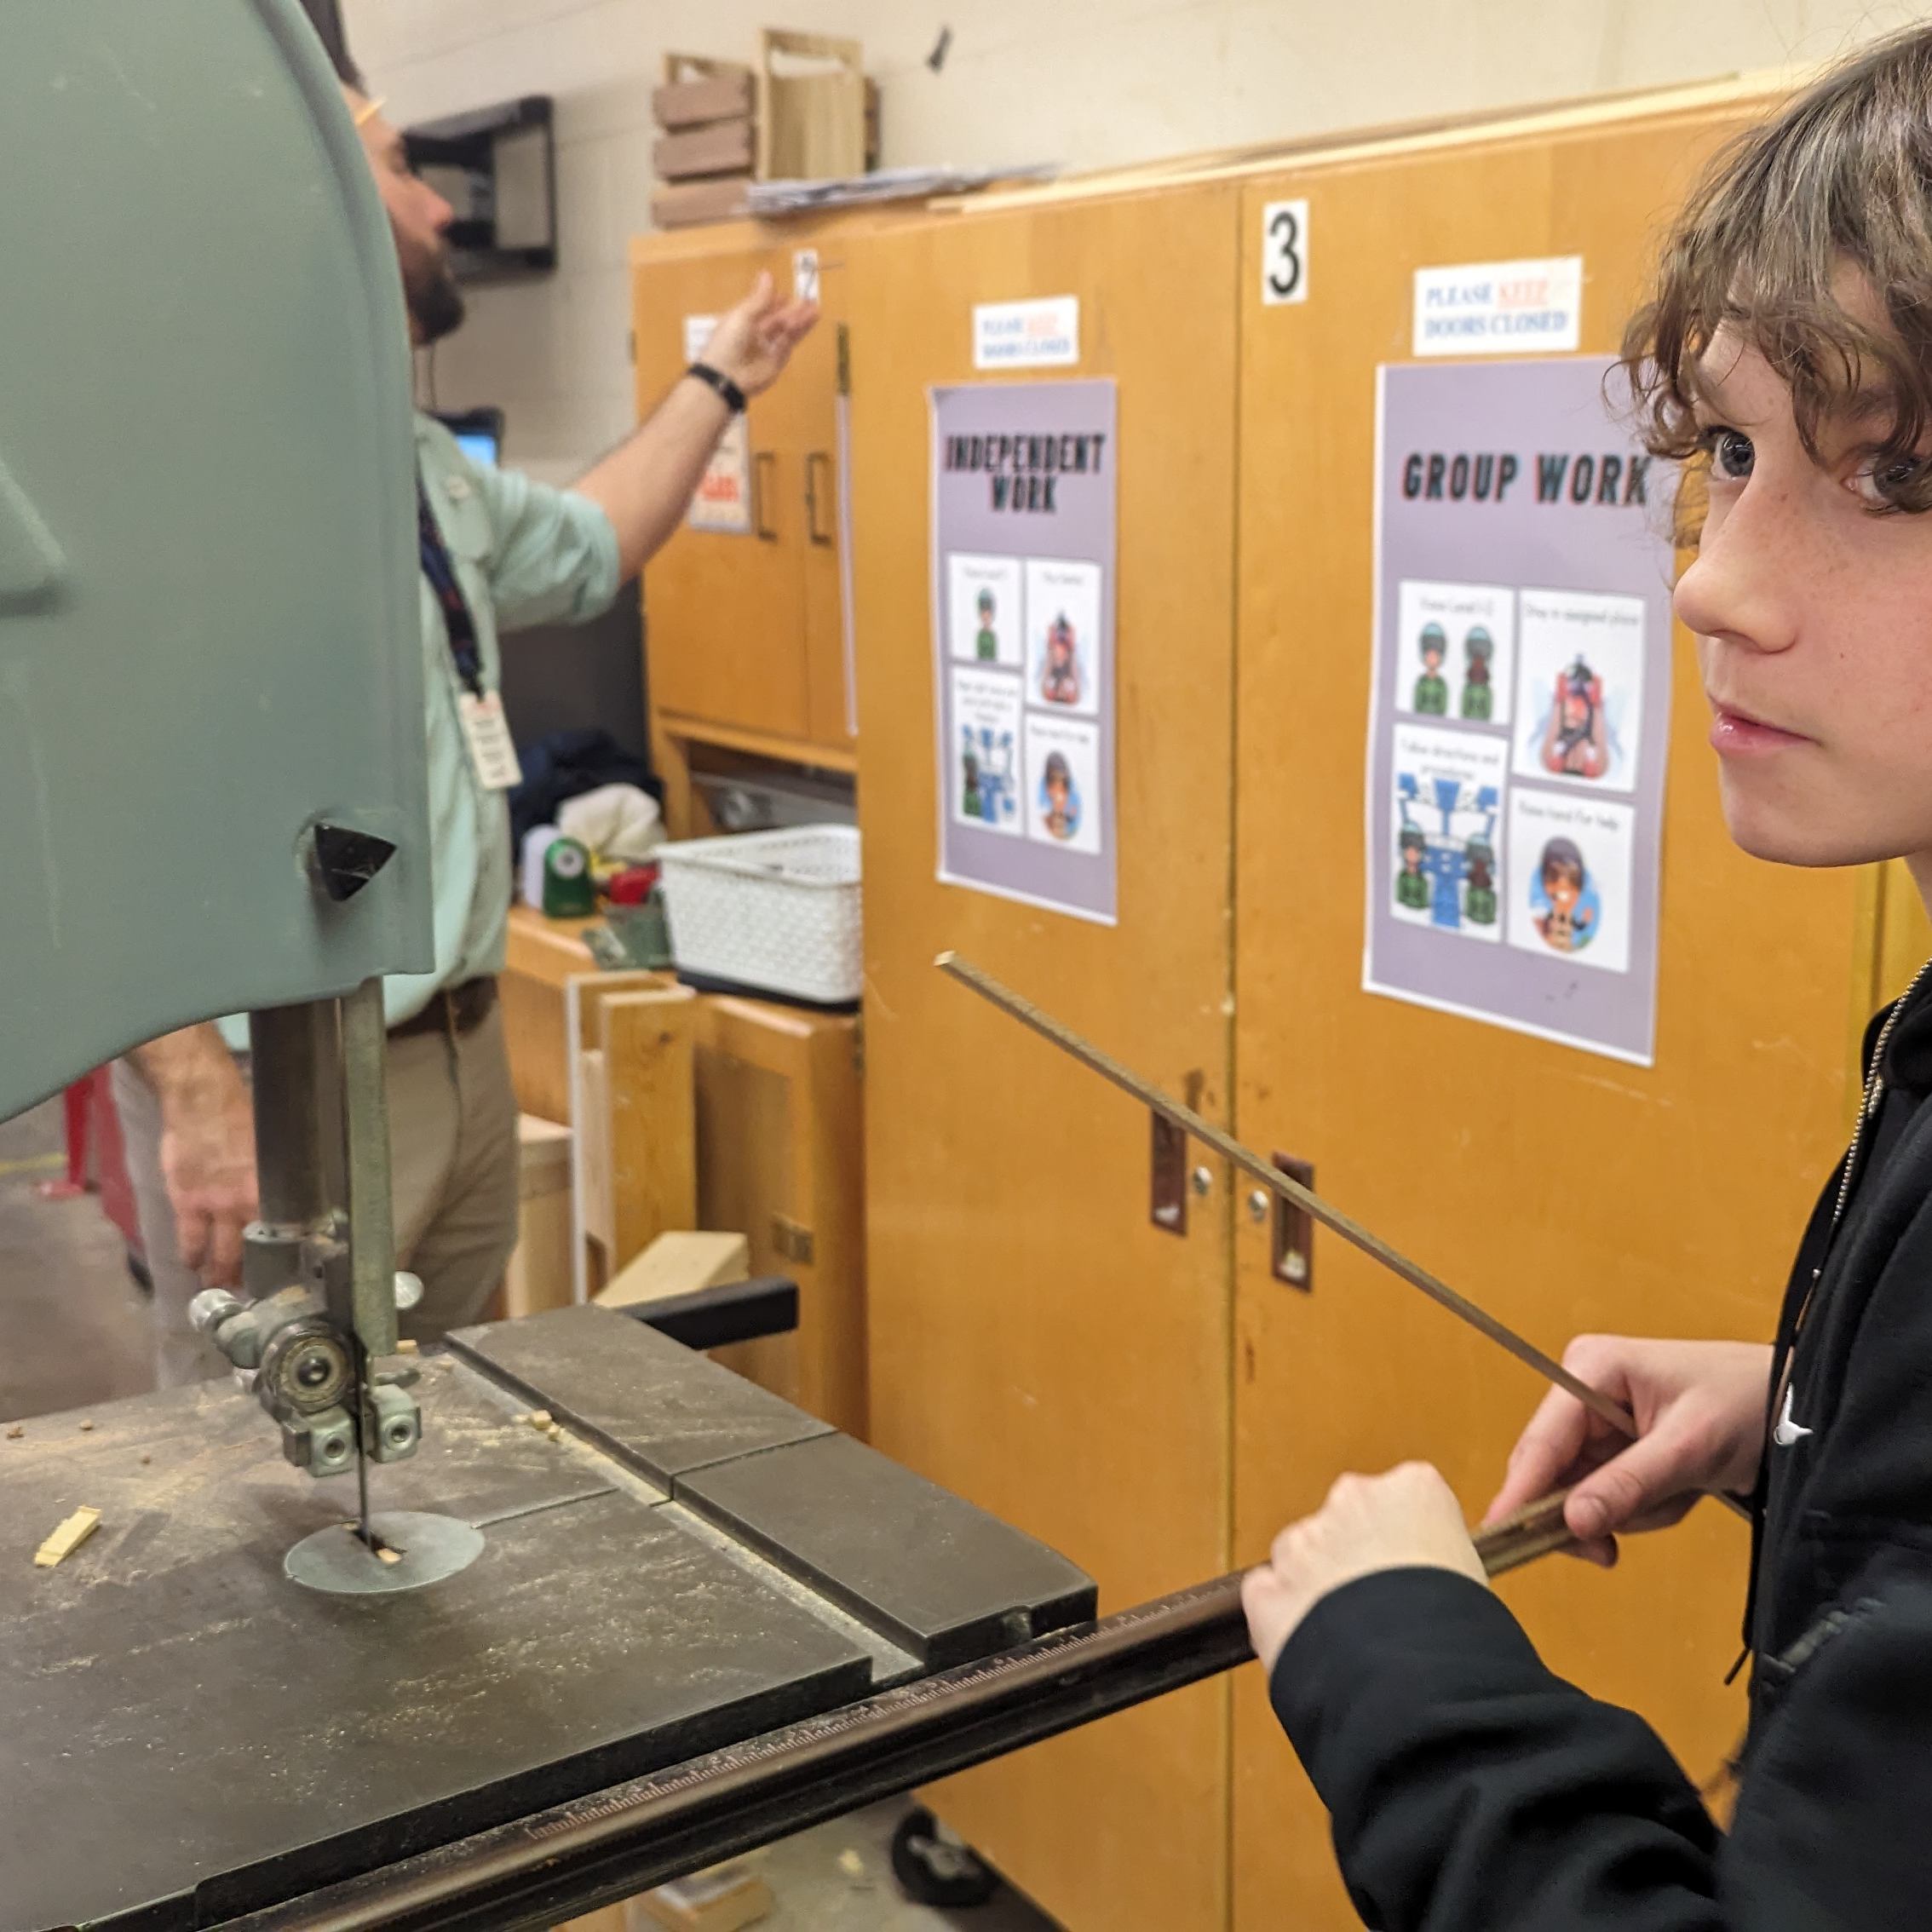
[694,996,867,1438]
[634,243,811,741]
[849,182,1242,1932]
[1229,102,1860,1929]
[797,285,853,750]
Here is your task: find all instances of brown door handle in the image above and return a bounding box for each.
[804,451,834,545]
[1150,1072,1208,1236]
[753,451,778,541]
[1272,1152,1314,1290]
[1150,1110,1188,1235]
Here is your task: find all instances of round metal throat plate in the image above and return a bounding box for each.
[285,1511,484,1596]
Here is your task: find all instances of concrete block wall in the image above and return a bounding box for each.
[342,0,1930,480]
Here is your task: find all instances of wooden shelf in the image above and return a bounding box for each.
[503,905,603,991]
[658,710,859,774]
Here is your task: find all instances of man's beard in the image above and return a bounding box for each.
[403,240,466,345]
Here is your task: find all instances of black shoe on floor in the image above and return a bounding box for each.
[890,1806,999,1910]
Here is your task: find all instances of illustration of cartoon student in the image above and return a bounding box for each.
[1040,612,1082,706]
[1040,749,1080,840]
[1463,837,1498,923]
[975,586,999,661]
[1413,623,1449,715]
[961,733,983,819]
[1461,626,1494,722]
[1395,825,1430,909]
[985,729,1016,824]
[1540,656,1612,779]
[1533,836,1596,952]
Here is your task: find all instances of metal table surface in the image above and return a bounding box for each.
[0,1306,1094,1932]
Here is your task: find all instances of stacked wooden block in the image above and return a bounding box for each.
[652,35,880,230]
[652,55,756,230]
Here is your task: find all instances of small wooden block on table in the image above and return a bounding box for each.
[33,1505,101,1567]
[596,1229,751,1310]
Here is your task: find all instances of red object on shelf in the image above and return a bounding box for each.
[607,862,661,906]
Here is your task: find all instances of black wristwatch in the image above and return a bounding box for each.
[687,361,748,414]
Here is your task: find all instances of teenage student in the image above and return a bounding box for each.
[1244,30,1932,1927]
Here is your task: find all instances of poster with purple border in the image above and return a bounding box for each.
[930,380,1118,924]
[1366,358,1674,1065]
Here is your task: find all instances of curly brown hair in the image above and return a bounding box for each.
[1624,26,1932,513]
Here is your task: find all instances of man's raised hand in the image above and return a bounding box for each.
[699,273,819,400]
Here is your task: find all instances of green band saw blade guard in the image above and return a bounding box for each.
[0,0,432,1123]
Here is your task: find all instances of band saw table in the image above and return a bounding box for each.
[0,1303,1123,1931]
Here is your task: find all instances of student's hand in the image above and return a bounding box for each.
[1484,1337,1773,1566]
[699,273,819,400]
[1242,1463,1486,1675]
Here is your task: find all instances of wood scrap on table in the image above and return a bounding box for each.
[34,1506,101,1568]
[595,1230,750,1311]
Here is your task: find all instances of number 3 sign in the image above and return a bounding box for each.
[1262,198,1309,307]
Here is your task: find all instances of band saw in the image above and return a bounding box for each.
[0,9,1132,1926]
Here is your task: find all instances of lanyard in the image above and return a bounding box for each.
[417,480,484,697]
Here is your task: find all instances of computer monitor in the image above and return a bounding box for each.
[432,406,504,467]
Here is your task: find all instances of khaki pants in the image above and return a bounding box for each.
[113,1003,521,1388]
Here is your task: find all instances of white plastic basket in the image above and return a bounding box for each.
[657,825,862,1003]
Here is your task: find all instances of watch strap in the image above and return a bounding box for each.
[687,360,748,413]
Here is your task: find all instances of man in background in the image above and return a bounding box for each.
[113,82,817,1383]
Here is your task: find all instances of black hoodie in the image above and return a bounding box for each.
[1269,973,1932,1929]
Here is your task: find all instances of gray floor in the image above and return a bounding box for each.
[0,1098,1058,1931]
[0,1095,154,1423]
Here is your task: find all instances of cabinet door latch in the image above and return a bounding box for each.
[1151,1113,1188,1234]
[753,451,778,541]
[1272,1153,1314,1291]
[1150,1072,1207,1236]
[805,451,834,545]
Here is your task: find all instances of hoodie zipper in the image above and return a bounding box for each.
[1773,954,1932,1425]
[1828,964,1929,1230]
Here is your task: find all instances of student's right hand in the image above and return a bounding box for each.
[1483,1337,1773,1565]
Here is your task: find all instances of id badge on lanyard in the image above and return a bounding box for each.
[419,476,523,791]
[457,689,522,791]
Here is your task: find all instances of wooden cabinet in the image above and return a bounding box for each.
[847,181,1245,1932]
[843,73,1931,1932]
[695,996,866,1436]
[1222,87,1900,1928]
[497,909,866,1435]
[631,218,877,834]
[631,225,817,745]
